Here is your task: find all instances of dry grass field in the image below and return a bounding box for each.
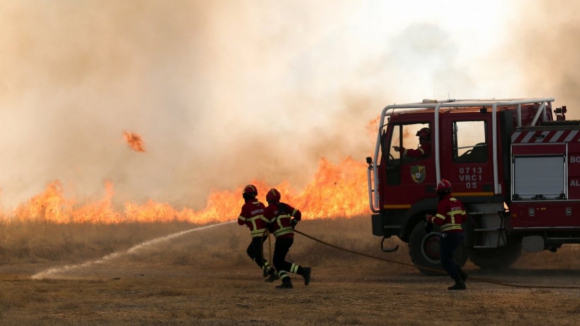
[0,217,579,325]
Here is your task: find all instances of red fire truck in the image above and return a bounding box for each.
[366,98,574,274]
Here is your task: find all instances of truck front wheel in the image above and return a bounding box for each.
[408,222,469,276]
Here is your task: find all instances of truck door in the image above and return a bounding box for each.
[383,122,436,207]
[442,118,495,195]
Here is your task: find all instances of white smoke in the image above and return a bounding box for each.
[0,0,575,212]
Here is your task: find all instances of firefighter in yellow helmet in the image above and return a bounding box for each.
[425,179,468,290]
[237,185,278,281]
[263,188,311,289]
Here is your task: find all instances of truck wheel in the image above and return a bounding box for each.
[408,222,469,276]
[469,241,522,270]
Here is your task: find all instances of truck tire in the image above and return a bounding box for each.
[408,222,469,276]
[469,241,522,271]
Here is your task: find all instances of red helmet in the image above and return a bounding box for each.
[243,184,258,196]
[266,188,281,203]
[436,179,452,193]
[416,127,431,140]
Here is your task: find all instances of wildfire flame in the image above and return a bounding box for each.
[366,115,380,138]
[123,131,146,152]
[3,157,369,224]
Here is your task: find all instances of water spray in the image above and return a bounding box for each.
[31,220,235,280]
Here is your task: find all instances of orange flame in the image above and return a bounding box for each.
[8,157,369,224]
[123,131,145,152]
[366,115,380,138]
[282,157,368,219]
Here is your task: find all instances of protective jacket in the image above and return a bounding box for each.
[428,193,466,233]
[263,202,301,239]
[238,200,268,238]
[402,142,431,159]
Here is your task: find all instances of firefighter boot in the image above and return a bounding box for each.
[448,277,466,291]
[264,268,279,283]
[262,262,273,278]
[276,277,293,289]
[302,267,311,286]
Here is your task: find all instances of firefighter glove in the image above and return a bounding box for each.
[291,219,298,229]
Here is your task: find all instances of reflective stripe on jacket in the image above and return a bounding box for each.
[238,214,269,237]
[238,200,268,238]
[272,212,294,238]
[263,202,300,239]
[429,194,466,233]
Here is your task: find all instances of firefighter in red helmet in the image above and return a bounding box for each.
[263,188,311,289]
[425,179,468,290]
[237,184,278,281]
[393,127,431,159]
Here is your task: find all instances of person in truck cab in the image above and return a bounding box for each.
[393,127,431,159]
[425,179,468,290]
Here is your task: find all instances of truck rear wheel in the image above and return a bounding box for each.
[408,222,468,276]
[469,241,522,271]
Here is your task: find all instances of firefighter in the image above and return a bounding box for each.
[393,127,431,159]
[263,188,311,289]
[425,179,468,290]
[237,184,278,281]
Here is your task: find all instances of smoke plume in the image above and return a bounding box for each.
[0,1,577,211]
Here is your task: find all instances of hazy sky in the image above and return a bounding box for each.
[0,0,578,210]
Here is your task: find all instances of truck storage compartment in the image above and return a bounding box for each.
[513,155,565,200]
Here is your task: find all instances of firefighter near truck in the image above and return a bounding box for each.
[366,98,576,275]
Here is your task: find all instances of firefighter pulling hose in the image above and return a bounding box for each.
[237,185,278,281]
[263,188,311,289]
[237,185,310,289]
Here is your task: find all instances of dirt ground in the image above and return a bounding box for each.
[0,217,579,325]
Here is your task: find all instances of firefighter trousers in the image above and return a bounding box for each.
[439,232,464,280]
[246,235,269,270]
[273,237,304,280]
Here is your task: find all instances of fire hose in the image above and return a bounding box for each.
[293,229,580,290]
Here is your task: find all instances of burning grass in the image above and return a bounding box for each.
[2,157,369,227]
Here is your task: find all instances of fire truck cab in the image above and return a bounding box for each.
[367,98,576,274]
